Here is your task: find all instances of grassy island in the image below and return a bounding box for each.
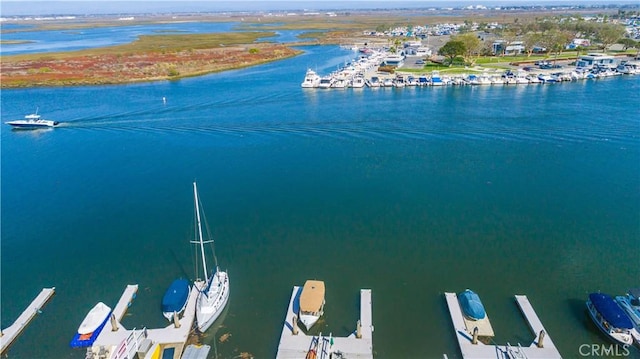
[0,32,302,88]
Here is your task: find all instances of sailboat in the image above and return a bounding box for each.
[191,181,230,333]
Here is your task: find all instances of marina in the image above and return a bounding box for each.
[445,292,562,359]
[0,287,55,355]
[299,47,640,89]
[276,286,373,359]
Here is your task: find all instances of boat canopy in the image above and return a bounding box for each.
[300,280,325,314]
[589,293,634,329]
[162,278,190,313]
[459,289,486,320]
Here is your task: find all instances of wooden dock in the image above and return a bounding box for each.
[276,286,373,359]
[0,287,55,355]
[88,283,200,359]
[444,292,562,359]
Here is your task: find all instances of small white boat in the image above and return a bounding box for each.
[301,69,321,88]
[299,280,325,331]
[351,76,366,88]
[6,109,59,129]
[587,292,635,345]
[70,302,112,348]
[431,71,444,86]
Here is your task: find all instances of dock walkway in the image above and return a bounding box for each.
[88,283,199,359]
[445,292,562,359]
[276,286,373,359]
[0,287,55,355]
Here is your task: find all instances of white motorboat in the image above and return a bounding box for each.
[191,182,230,333]
[299,280,325,331]
[6,109,59,129]
[69,302,112,348]
[351,76,366,88]
[301,69,321,88]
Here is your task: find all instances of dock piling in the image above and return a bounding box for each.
[173,311,181,328]
[472,327,478,345]
[292,316,298,335]
[110,313,119,331]
[537,329,545,348]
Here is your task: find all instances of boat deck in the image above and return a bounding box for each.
[89,283,199,359]
[0,287,56,355]
[445,292,562,359]
[449,292,495,337]
[276,286,373,359]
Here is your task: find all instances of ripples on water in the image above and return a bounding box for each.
[48,76,638,148]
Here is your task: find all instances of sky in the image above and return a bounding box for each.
[0,0,633,17]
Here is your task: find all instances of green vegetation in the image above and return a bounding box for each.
[3,32,278,61]
[438,41,466,66]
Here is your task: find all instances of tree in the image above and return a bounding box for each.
[596,23,626,52]
[453,33,481,65]
[617,38,639,50]
[523,32,543,57]
[438,41,466,66]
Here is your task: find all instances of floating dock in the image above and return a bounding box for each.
[87,283,200,359]
[0,287,55,355]
[445,292,562,359]
[276,286,373,359]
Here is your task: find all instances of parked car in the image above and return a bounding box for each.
[416,59,425,65]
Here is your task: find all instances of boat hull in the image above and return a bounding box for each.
[196,270,230,333]
[6,120,59,128]
[300,314,321,331]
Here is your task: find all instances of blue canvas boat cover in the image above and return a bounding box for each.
[589,293,634,329]
[162,278,190,313]
[459,289,486,320]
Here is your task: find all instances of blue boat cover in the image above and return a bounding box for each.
[589,293,634,329]
[459,289,486,320]
[162,278,190,314]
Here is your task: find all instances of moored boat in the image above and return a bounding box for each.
[161,278,190,322]
[191,182,230,333]
[586,292,635,345]
[458,289,486,321]
[301,69,321,88]
[615,289,640,345]
[70,302,112,348]
[299,280,325,331]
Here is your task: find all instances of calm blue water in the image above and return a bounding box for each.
[2,44,640,358]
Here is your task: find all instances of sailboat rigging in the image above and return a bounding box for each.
[190,181,230,333]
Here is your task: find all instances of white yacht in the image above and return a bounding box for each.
[301,69,321,88]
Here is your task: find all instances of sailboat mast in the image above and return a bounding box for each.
[194,182,209,283]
